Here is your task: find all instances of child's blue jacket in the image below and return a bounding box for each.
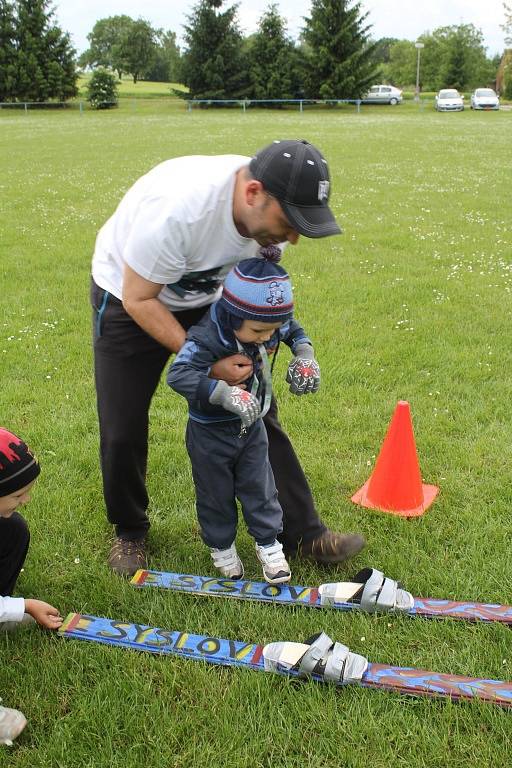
[167,303,311,424]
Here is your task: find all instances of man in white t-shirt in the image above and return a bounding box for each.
[91,139,365,576]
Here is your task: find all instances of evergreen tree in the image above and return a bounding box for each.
[246,4,303,102]
[302,0,379,99]
[181,0,248,99]
[14,0,77,102]
[0,1,17,100]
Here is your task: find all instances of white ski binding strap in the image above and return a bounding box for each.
[262,631,368,684]
[318,568,414,613]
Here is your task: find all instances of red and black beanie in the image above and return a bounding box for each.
[0,428,40,497]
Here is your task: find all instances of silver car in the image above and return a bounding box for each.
[362,85,403,105]
[470,88,499,110]
[435,89,464,112]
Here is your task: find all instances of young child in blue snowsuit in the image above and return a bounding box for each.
[167,249,320,584]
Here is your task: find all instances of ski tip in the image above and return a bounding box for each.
[58,612,82,635]
[130,569,149,586]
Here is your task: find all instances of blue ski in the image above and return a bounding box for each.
[58,613,512,708]
[131,568,512,625]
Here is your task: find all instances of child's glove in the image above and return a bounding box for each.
[209,381,261,427]
[286,343,321,395]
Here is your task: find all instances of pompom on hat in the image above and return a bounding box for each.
[0,428,40,497]
[219,247,294,324]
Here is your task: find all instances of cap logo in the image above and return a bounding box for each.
[266,281,285,307]
[318,180,330,202]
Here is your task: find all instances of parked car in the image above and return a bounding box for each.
[362,85,403,105]
[435,89,464,112]
[470,88,499,110]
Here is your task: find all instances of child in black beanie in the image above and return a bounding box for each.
[0,427,63,746]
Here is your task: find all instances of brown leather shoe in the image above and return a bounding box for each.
[108,537,147,577]
[299,530,365,564]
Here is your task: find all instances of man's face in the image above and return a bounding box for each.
[246,193,300,247]
[0,480,36,518]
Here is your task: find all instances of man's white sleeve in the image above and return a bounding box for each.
[123,198,187,285]
[0,595,25,623]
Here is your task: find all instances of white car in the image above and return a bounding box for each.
[470,88,499,110]
[435,89,464,112]
[362,85,403,105]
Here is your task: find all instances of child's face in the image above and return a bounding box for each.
[234,319,283,344]
[0,480,36,518]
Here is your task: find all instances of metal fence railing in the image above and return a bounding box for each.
[0,97,444,115]
[186,98,365,113]
[0,101,85,112]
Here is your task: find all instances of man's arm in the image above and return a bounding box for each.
[122,264,187,353]
[122,263,253,383]
[168,344,261,427]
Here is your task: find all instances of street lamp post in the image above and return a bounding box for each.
[415,42,424,103]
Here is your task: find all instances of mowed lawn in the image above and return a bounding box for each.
[0,101,511,767]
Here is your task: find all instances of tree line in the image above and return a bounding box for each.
[77,0,511,100]
[375,27,501,93]
[1,0,511,104]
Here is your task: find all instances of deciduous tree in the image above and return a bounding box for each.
[79,15,132,79]
[386,40,416,87]
[421,25,497,91]
[86,67,118,108]
[146,29,181,83]
[118,18,157,84]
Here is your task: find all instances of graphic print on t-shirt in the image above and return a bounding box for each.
[167,268,224,298]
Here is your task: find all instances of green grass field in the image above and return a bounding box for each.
[0,102,511,766]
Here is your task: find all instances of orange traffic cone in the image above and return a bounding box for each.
[351,400,438,517]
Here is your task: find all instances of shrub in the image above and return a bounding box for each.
[86,69,119,109]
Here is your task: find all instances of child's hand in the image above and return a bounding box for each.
[24,599,63,630]
[209,381,261,427]
[287,344,321,395]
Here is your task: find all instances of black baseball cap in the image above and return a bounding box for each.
[249,139,342,238]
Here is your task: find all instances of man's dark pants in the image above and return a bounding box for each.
[0,513,30,596]
[91,279,326,551]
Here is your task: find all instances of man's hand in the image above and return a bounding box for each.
[286,343,321,395]
[209,354,253,387]
[209,381,261,427]
[24,599,63,630]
